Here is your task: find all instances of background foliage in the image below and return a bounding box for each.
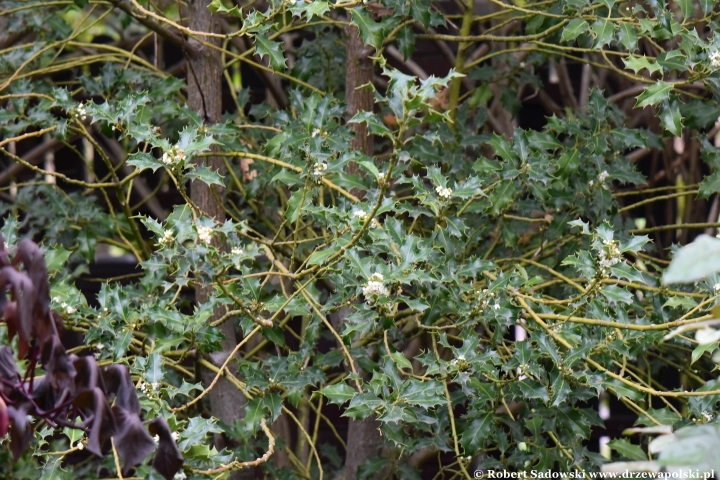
[3,0,720,478]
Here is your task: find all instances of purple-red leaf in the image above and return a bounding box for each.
[7,402,33,460]
[149,417,184,480]
[102,365,141,414]
[111,406,156,475]
[0,396,8,437]
[41,335,76,394]
[73,388,117,457]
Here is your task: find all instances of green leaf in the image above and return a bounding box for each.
[244,397,265,432]
[127,152,163,172]
[691,342,717,364]
[699,0,714,14]
[635,81,673,108]
[185,166,225,187]
[601,285,634,304]
[700,171,720,198]
[618,23,639,52]
[657,50,688,73]
[659,99,683,137]
[677,0,694,19]
[254,35,286,71]
[609,438,648,461]
[397,25,415,61]
[623,55,662,75]
[306,246,339,266]
[44,247,72,273]
[662,234,720,284]
[302,0,329,19]
[145,352,164,385]
[350,8,384,50]
[561,19,589,42]
[590,18,615,48]
[663,296,698,309]
[460,412,493,453]
[320,383,356,405]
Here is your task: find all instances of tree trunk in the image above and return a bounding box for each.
[186,2,248,478]
[343,25,382,480]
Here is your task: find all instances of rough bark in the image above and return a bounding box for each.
[345,25,374,163]
[343,25,382,480]
[186,2,248,478]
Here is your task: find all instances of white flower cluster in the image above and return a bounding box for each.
[138,381,160,394]
[710,48,720,69]
[702,410,715,422]
[159,229,174,245]
[351,209,380,228]
[588,170,610,189]
[161,145,186,166]
[435,185,453,199]
[362,272,389,299]
[478,289,500,311]
[312,162,327,177]
[74,441,84,450]
[62,302,76,315]
[311,128,322,138]
[73,103,88,121]
[197,225,213,244]
[231,246,243,255]
[598,239,621,271]
[174,472,187,480]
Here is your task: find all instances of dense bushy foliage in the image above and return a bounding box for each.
[4,0,720,478]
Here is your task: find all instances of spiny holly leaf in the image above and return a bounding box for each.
[350,8,384,50]
[677,0,694,19]
[635,81,673,108]
[618,23,639,51]
[590,18,615,48]
[127,152,163,173]
[397,25,415,60]
[254,35,286,71]
[657,50,688,73]
[320,383,356,405]
[185,166,225,187]
[609,438,648,461]
[623,55,662,75]
[561,19,589,42]
[659,99,683,136]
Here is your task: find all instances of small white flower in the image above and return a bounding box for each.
[710,49,720,69]
[311,128,321,137]
[75,442,84,450]
[151,382,160,391]
[52,296,61,303]
[154,435,160,443]
[435,185,453,200]
[96,343,104,350]
[197,225,213,244]
[352,210,369,221]
[598,170,609,183]
[231,247,243,255]
[588,180,594,187]
[171,431,179,441]
[702,410,714,422]
[377,172,386,184]
[369,272,384,282]
[174,472,187,480]
[161,145,186,166]
[159,229,174,245]
[73,104,88,121]
[493,303,500,310]
[362,281,389,297]
[714,283,720,293]
[61,302,76,315]
[312,162,328,176]
[139,382,147,393]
